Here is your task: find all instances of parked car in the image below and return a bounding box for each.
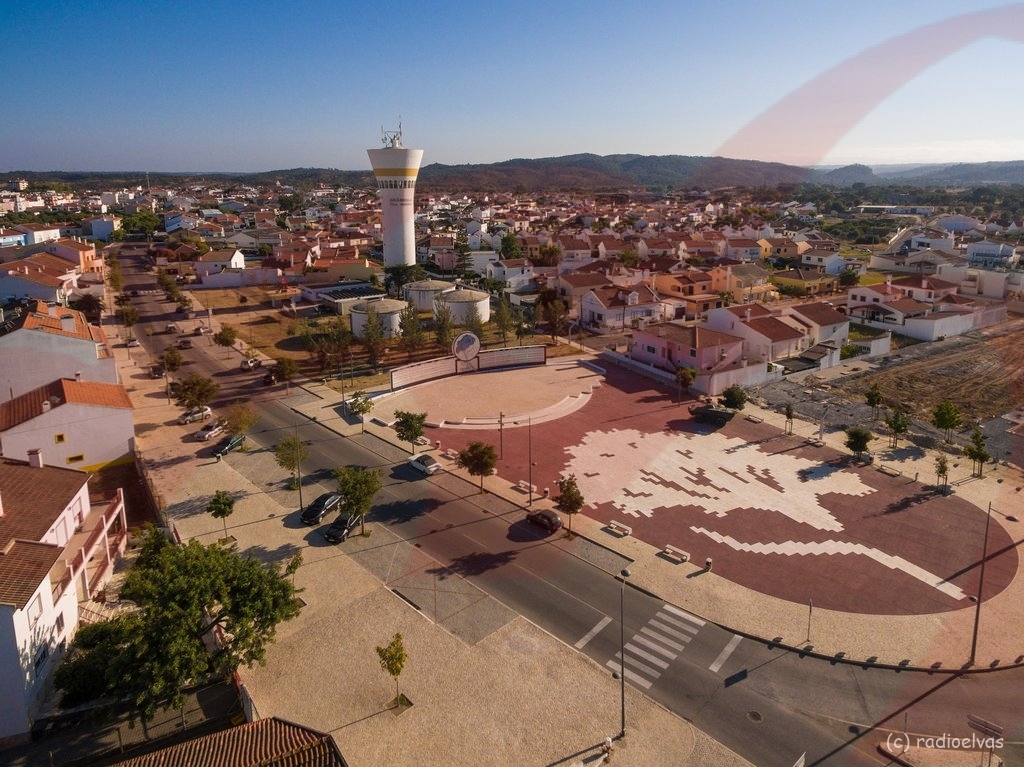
[178,406,212,424]
[263,371,278,386]
[408,454,441,475]
[300,493,343,525]
[525,509,563,534]
[195,326,212,336]
[150,365,165,379]
[126,338,141,348]
[240,357,262,371]
[212,433,245,458]
[166,323,179,333]
[322,513,359,544]
[178,338,194,349]
[129,289,140,297]
[688,402,735,427]
[194,420,226,442]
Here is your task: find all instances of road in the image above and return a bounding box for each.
[117,255,1024,766]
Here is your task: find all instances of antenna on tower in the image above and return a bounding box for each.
[381,120,404,149]
[146,171,151,192]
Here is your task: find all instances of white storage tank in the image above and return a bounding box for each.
[404,278,455,311]
[350,298,407,340]
[434,287,490,326]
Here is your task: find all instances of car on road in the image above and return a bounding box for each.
[195,326,212,336]
[263,371,278,386]
[688,402,736,427]
[300,493,343,525]
[525,509,563,534]
[211,433,245,458]
[178,338,194,349]
[240,357,262,371]
[126,338,141,348]
[322,513,359,544]
[408,454,441,475]
[129,289,140,297]
[166,323,179,334]
[194,420,226,442]
[150,365,165,379]
[178,406,212,424]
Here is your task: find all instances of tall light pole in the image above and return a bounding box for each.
[969,501,993,666]
[618,568,631,739]
[527,416,533,506]
[294,423,304,514]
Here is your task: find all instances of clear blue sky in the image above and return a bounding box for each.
[5,0,1024,172]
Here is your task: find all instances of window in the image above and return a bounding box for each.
[55,613,65,636]
[55,433,66,444]
[689,348,697,358]
[66,454,84,464]
[28,594,43,627]
[34,644,48,672]
[644,345,656,354]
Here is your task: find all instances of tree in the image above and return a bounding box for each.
[273,357,299,392]
[963,426,991,478]
[931,399,962,443]
[838,270,860,288]
[334,465,382,536]
[554,474,585,535]
[224,401,260,436]
[348,390,374,433]
[206,490,235,540]
[456,441,498,493]
[434,301,454,350]
[720,384,748,411]
[462,302,485,337]
[784,403,795,435]
[398,302,424,360]
[161,346,184,372]
[376,632,407,702]
[543,298,567,341]
[393,410,427,454]
[884,407,911,448]
[117,304,140,336]
[72,293,105,322]
[513,306,530,346]
[285,552,303,588]
[170,373,219,409]
[674,366,694,404]
[844,426,873,460]
[274,435,309,490]
[361,307,387,369]
[934,453,950,494]
[493,299,514,347]
[384,264,425,296]
[213,325,239,352]
[865,384,883,420]
[499,233,522,261]
[54,525,300,722]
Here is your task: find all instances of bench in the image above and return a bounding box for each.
[662,545,689,563]
[414,435,430,446]
[607,520,633,537]
[442,448,460,461]
[878,464,902,477]
[744,414,764,423]
[515,480,536,494]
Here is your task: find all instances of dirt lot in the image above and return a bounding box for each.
[831,314,1024,423]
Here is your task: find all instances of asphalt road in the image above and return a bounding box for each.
[118,256,1024,766]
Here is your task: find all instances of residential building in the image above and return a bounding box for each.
[704,304,806,362]
[486,259,535,292]
[770,268,838,297]
[0,254,81,304]
[580,284,664,333]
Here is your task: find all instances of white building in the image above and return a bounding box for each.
[350,297,406,339]
[434,288,490,326]
[367,126,423,267]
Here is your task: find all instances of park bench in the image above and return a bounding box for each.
[607,520,633,537]
[662,545,689,563]
[515,480,536,494]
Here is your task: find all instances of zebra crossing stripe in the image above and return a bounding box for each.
[643,624,688,651]
[655,611,701,634]
[605,659,653,689]
[663,603,705,626]
[625,642,670,669]
[619,651,662,677]
[631,633,678,658]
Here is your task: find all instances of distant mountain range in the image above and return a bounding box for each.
[10,156,1024,192]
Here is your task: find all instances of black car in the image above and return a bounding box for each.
[212,433,245,458]
[300,493,343,525]
[525,509,563,534]
[322,513,359,544]
[263,371,278,386]
[150,365,165,379]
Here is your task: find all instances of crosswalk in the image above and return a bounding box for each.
[605,604,704,689]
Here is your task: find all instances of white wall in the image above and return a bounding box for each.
[1,405,134,470]
[0,333,119,398]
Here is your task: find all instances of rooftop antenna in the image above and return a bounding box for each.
[381,118,404,149]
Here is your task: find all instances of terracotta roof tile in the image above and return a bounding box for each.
[0,458,89,550]
[0,378,131,430]
[0,540,62,608]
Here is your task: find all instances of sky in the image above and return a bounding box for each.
[5,0,1024,173]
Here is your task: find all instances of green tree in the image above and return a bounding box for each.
[493,299,514,347]
[384,264,425,296]
[434,301,454,350]
[884,406,912,448]
[393,410,427,454]
[720,384,748,411]
[54,526,300,722]
[348,390,374,433]
[554,474,585,535]
[963,426,991,478]
[543,298,567,341]
[456,441,498,494]
[213,325,239,352]
[931,400,962,443]
[161,346,184,372]
[375,632,408,702]
[274,434,309,490]
[618,246,640,268]
[838,270,860,288]
[934,453,950,494]
[117,304,140,336]
[844,426,873,460]
[334,465,382,536]
[454,227,472,276]
[398,302,424,360]
[72,293,105,322]
[674,366,694,404]
[499,233,522,261]
[784,403,795,435]
[273,357,299,392]
[361,308,387,369]
[170,373,220,409]
[206,489,235,540]
[513,306,530,346]
[223,401,260,436]
[865,383,883,420]
[462,302,485,337]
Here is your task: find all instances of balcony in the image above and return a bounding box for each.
[50,490,128,605]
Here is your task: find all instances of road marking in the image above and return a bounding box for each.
[605,659,653,689]
[631,634,677,658]
[656,612,701,634]
[641,626,687,652]
[709,635,743,673]
[664,603,706,626]
[625,642,670,669]
[648,620,693,644]
[575,616,612,649]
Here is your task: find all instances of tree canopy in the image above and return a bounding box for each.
[456,441,498,493]
[554,474,585,534]
[393,410,427,453]
[334,465,382,535]
[170,373,219,409]
[54,526,300,721]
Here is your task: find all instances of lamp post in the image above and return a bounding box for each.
[969,501,993,666]
[617,568,631,739]
[528,416,533,506]
[499,411,505,460]
[294,423,304,514]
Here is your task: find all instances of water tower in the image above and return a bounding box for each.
[367,125,423,268]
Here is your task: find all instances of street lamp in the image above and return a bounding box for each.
[294,423,304,514]
[528,416,533,506]
[969,502,993,666]
[617,568,631,739]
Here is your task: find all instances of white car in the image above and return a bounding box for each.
[194,420,226,442]
[408,454,441,475]
[178,406,213,425]
[240,357,262,371]
[126,338,141,348]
